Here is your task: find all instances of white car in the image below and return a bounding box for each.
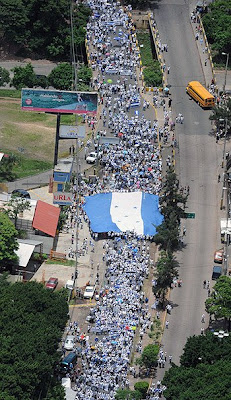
[83,285,95,299]
[86,152,98,164]
[64,335,75,351]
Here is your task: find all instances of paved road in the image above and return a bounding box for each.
[153,0,223,374]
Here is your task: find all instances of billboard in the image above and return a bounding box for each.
[59,125,85,139]
[53,192,72,206]
[21,89,97,114]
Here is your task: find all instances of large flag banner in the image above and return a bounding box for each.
[83,192,163,236]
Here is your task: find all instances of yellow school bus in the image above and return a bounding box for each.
[186,81,215,108]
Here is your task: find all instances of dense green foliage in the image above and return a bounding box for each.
[0,277,68,399]
[6,196,31,227]
[0,154,17,182]
[136,344,159,369]
[47,63,93,91]
[0,67,10,87]
[209,98,231,128]
[154,167,187,252]
[202,0,231,64]
[0,1,91,60]
[205,276,231,327]
[137,30,162,87]
[163,333,231,400]
[134,381,149,397]
[0,213,18,269]
[163,360,231,400]
[48,63,74,91]
[11,63,37,90]
[153,250,179,303]
[180,332,231,367]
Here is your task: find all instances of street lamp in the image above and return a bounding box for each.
[222,52,229,94]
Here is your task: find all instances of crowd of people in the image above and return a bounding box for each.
[62,0,173,398]
[73,238,153,399]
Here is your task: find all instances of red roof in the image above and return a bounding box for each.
[32,200,60,237]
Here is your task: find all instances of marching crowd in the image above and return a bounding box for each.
[63,0,173,398]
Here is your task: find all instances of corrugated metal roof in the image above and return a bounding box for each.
[15,242,35,267]
[32,200,60,237]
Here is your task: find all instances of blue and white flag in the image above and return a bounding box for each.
[83,192,163,236]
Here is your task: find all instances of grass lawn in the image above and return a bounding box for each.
[12,156,52,178]
[137,30,154,67]
[137,29,162,87]
[0,90,84,178]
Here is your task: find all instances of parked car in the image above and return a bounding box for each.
[11,189,30,199]
[64,335,75,351]
[86,152,98,164]
[45,277,58,290]
[83,285,95,299]
[60,352,77,374]
[212,266,222,280]
[214,249,224,264]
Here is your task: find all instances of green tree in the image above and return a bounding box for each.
[0,66,10,87]
[202,0,231,58]
[0,0,29,44]
[180,332,231,368]
[0,1,91,60]
[0,154,17,182]
[159,167,187,222]
[11,63,36,90]
[153,250,179,304]
[162,360,231,400]
[154,167,187,251]
[6,196,31,227]
[209,98,231,127]
[154,213,180,252]
[134,381,149,397]
[0,212,18,270]
[136,344,159,369]
[48,63,73,90]
[205,276,231,330]
[0,278,68,399]
[77,65,92,85]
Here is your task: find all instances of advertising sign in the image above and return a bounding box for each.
[53,192,72,206]
[21,89,97,114]
[59,125,85,139]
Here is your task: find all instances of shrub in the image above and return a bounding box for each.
[134,381,149,397]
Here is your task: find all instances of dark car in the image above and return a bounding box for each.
[45,277,58,290]
[12,189,31,199]
[212,266,222,280]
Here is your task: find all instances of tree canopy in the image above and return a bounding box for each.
[209,98,231,128]
[154,167,187,252]
[180,332,231,368]
[163,332,231,400]
[0,1,91,60]
[0,277,68,399]
[0,66,10,87]
[153,250,179,303]
[6,196,31,227]
[11,63,37,90]
[136,344,159,369]
[0,212,18,270]
[205,276,231,329]
[202,0,231,61]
